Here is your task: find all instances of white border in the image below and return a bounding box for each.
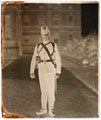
[0,0,100,120]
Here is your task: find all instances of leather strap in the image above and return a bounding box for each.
[41,43,56,68]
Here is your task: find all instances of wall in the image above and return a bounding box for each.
[3,4,22,68]
[2,3,81,66]
[22,4,81,54]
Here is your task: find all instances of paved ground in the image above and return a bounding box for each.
[2,56,98,118]
[62,55,98,94]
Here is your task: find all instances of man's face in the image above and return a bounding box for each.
[41,33,49,41]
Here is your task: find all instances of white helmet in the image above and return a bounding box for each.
[41,23,51,37]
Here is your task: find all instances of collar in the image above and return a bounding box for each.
[42,40,50,45]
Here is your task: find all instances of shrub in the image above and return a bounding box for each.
[60,33,98,66]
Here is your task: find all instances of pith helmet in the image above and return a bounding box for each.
[41,23,51,36]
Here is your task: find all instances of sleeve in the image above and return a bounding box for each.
[30,45,38,74]
[54,43,61,74]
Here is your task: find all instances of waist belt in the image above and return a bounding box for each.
[40,59,54,63]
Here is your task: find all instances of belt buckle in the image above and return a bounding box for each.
[43,60,46,64]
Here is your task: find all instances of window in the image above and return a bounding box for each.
[53,15,60,26]
[69,34,73,40]
[38,15,45,25]
[24,4,29,9]
[53,5,59,9]
[69,16,73,24]
[39,5,44,9]
[5,15,11,40]
[23,14,30,25]
[68,5,73,9]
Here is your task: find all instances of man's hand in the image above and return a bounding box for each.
[55,73,60,80]
[30,73,35,79]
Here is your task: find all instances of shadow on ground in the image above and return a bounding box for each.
[2,56,98,118]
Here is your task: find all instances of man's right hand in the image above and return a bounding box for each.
[30,73,35,79]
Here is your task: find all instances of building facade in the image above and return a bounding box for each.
[2,3,81,67]
[22,4,81,54]
[2,4,22,67]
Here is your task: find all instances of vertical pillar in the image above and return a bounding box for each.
[17,15,23,56]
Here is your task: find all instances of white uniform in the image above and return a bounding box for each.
[30,25,61,111]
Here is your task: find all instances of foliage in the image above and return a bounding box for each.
[60,33,98,66]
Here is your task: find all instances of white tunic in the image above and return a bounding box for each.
[30,41,61,74]
[30,41,61,109]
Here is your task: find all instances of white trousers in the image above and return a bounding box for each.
[38,62,56,110]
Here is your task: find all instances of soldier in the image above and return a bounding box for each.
[30,23,61,117]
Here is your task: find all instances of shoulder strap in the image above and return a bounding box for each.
[41,43,55,65]
[51,42,55,56]
[51,42,55,49]
[37,42,55,56]
[37,43,41,56]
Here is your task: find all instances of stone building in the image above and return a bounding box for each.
[22,4,81,54]
[2,4,22,67]
[2,3,81,67]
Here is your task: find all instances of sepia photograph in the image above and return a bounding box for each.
[1,1,99,118]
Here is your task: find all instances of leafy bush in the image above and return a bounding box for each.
[60,33,98,66]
